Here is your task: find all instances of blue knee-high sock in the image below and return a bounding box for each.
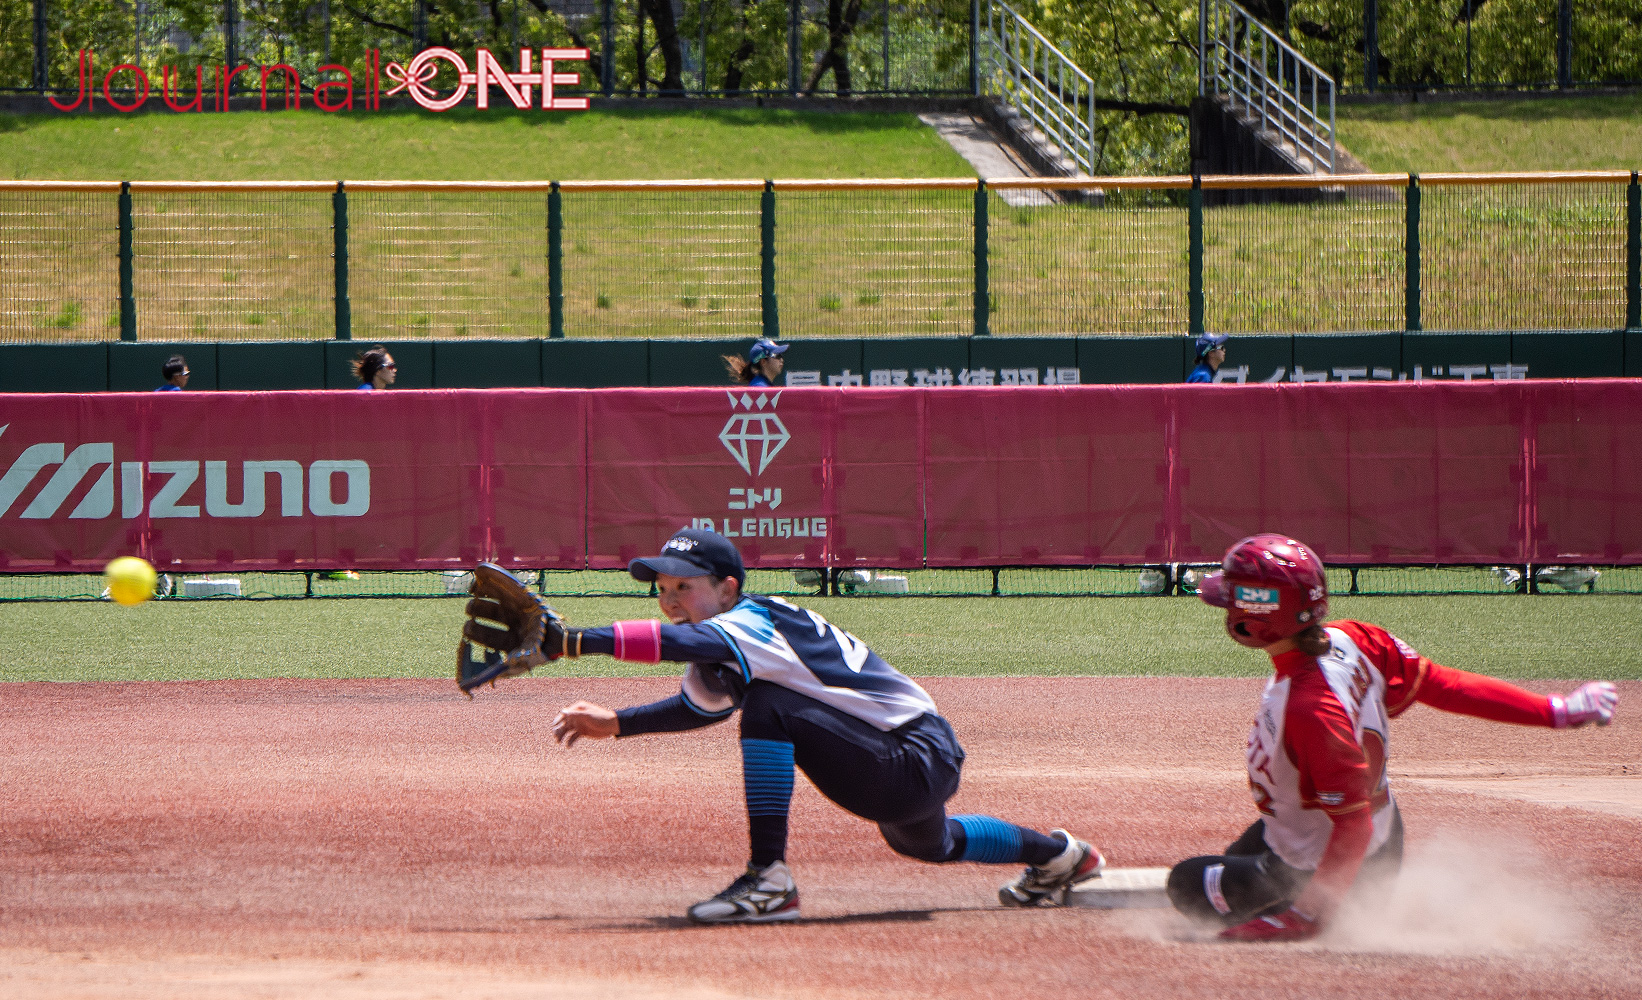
[951,815,1066,865]
[742,738,795,868]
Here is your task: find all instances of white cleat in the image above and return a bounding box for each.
[998,830,1106,907]
[687,861,801,924]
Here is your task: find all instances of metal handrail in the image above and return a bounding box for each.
[1199,0,1336,174]
[978,0,1096,176]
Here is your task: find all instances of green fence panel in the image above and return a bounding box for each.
[1211,334,1293,384]
[0,343,109,392]
[777,189,973,338]
[109,342,219,392]
[988,189,1188,337]
[216,342,326,390]
[431,340,543,388]
[648,339,758,387]
[1075,336,1186,384]
[324,340,434,389]
[542,339,651,388]
[1628,331,1642,377]
[775,339,866,388]
[1292,334,1403,383]
[1402,331,1514,381]
[562,189,762,340]
[1421,181,1628,333]
[860,338,971,386]
[1511,330,1625,379]
[967,336,1077,385]
[132,189,334,342]
[349,189,548,340]
[0,188,118,344]
[1205,186,1405,335]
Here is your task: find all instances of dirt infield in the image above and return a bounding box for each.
[2,677,1638,1000]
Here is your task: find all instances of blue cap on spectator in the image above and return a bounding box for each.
[748,338,788,364]
[1194,333,1229,359]
[628,528,746,585]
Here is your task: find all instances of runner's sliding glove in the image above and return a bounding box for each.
[1552,681,1618,728]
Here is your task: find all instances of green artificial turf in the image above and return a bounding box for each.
[0,107,971,181]
[1337,95,1642,173]
[8,593,1638,684]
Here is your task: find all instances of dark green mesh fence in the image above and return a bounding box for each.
[5,564,1638,602]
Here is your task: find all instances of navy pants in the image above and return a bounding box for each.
[1167,809,1405,926]
[739,680,968,863]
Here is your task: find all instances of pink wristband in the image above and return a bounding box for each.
[612,619,663,664]
[1549,694,1568,729]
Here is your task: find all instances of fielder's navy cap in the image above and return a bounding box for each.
[1194,333,1229,359]
[747,338,788,364]
[629,528,746,585]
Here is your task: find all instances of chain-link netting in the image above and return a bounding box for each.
[3,175,1638,343]
[131,187,334,340]
[989,188,1188,335]
[1421,180,1628,332]
[6,564,1639,601]
[562,187,762,337]
[350,188,549,339]
[1205,185,1406,334]
[775,186,973,336]
[0,187,119,343]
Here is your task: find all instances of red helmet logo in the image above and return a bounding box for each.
[1199,534,1329,648]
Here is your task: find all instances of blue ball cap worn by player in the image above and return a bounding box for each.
[747,338,789,364]
[1194,333,1229,359]
[628,528,747,586]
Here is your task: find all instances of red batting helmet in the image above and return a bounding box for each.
[1199,534,1329,648]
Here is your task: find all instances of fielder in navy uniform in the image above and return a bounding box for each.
[548,528,1104,923]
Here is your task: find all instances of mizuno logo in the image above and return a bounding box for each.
[0,427,370,520]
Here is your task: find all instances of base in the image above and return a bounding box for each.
[1062,867,1172,910]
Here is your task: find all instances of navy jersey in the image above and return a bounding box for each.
[681,595,937,731]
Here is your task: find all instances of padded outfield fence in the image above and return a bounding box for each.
[6,563,1641,602]
[3,172,1641,344]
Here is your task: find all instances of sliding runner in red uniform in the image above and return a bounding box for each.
[1167,534,1619,942]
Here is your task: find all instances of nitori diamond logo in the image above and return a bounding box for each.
[719,391,790,476]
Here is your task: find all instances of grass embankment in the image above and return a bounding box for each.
[9,594,1638,684]
[1337,95,1642,173]
[0,107,971,181]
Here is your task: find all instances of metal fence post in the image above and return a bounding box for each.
[973,179,989,336]
[1188,173,1204,336]
[1405,173,1421,332]
[1556,0,1573,90]
[761,180,779,339]
[333,181,351,341]
[549,181,565,339]
[969,0,980,96]
[601,0,615,95]
[118,181,136,342]
[32,0,47,93]
[1628,171,1640,331]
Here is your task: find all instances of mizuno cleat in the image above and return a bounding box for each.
[998,830,1105,907]
[686,861,801,924]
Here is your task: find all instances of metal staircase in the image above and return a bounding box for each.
[977,0,1096,178]
[1199,0,1336,174]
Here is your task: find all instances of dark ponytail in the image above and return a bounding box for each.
[1293,624,1332,657]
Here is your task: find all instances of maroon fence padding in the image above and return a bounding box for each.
[2,382,1638,573]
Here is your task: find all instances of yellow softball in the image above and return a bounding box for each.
[105,556,158,607]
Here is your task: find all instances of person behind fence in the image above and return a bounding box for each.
[156,354,189,391]
[460,528,1107,924]
[1167,532,1619,942]
[351,346,397,390]
[724,338,787,387]
[1187,334,1228,383]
